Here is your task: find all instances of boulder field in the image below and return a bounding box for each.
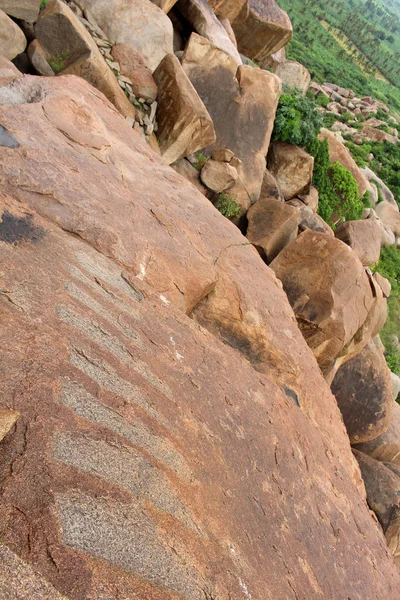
[0,72,400,599]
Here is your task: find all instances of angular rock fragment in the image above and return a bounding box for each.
[35,0,135,118]
[232,0,292,62]
[153,53,215,164]
[200,159,237,192]
[298,186,318,212]
[335,219,381,266]
[331,342,393,444]
[247,196,300,261]
[111,43,158,102]
[208,0,247,21]
[267,142,314,200]
[0,409,19,442]
[0,0,40,22]
[77,0,174,71]
[287,199,333,236]
[28,39,54,77]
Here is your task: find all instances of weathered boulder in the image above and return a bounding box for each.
[171,158,207,195]
[319,128,369,197]
[363,207,397,247]
[298,186,319,212]
[176,0,241,63]
[362,169,398,208]
[1,72,400,599]
[232,0,292,63]
[362,126,398,144]
[274,60,311,94]
[111,43,158,102]
[28,39,54,77]
[77,0,174,72]
[271,230,375,368]
[374,272,391,299]
[355,401,400,465]
[207,0,247,21]
[0,9,27,60]
[0,409,19,442]
[211,148,234,162]
[153,53,215,164]
[287,199,333,236]
[259,168,284,202]
[0,0,40,22]
[267,142,314,200]
[375,201,400,237]
[247,196,300,261]
[331,342,393,444]
[150,0,178,12]
[200,159,237,192]
[354,450,400,530]
[182,33,281,213]
[35,0,135,119]
[262,46,286,71]
[335,219,381,266]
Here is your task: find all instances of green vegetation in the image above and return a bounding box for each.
[48,49,70,73]
[273,85,323,147]
[278,0,400,113]
[40,0,48,8]
[307,138,364,225]
[214,192,241,218]
[373,246,400,373]
[192,152,208,172]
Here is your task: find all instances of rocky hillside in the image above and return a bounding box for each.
[1,0,400,598]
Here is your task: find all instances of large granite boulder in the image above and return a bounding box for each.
[375,201,400,237]
[0,0,40,21]
[77,0,174,71]
[335,219,382,266]
[0,9,27,60]
[274,60,311,94]
[331,342,393,444]
[270,230,375,369]
[232,0,292,63]
[182,33,281,213]
[246,196,300,261]
[35,0,135,119]
[355,401,400,466]
[319,128,369,197]
[354,450,400,531]
[362,166,398,207]
[176,0,241,62]
[0,73,400,599]
[153,54,215,164]
[267,142,314,200]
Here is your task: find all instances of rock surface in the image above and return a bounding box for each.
[0,73,400,599]
[275,60,311,94]
[287,199,334,236]
[335,219,382,266]
[376,201,400,237]
[111,43,158,102]
[0,409,19,442]
[271,230,375,369]
[355,401,400,466]
[233,0,293,63]
[182,33,281,213]
[268,142,314,200]
[200,159,237,192]
[77,0,174,71]
[28,40,55,77]
[0,9,27,60]
[247,196,300,261]
[0,0,40,22]
[153,53,215,164]
[331,342,393,444]
[208,0,247,21]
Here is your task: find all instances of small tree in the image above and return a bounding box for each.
[273,85,323,148]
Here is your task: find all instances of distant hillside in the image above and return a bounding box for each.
[278,0,400,112]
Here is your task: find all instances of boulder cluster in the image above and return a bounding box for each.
[1,0,400,597]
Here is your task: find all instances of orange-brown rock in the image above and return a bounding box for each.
[376,201,400,237]
[0,73,400,599]
[111,43,158,102]
[385,506,400,569]
[232,0,293,62]
[331,342,393,444]
[267,142,314,200]
[287,199,333,236]
[274,60,311,94]
[182,33,281,213]
[35,0,135,119]
[171,158,208,195]
[319,128,369,197]
[0,409,19,442]
[362,126,398,144]
[200,158,238,192]
[298,185,319,212]
[28,39,55,77]
[153,53,215,164]
[208,0,247,21]
[259,168,284,201]
[150,0,178,12]
[247,196,300,262]
[355,401,400,466]
[354,450,400,530]
[0,56,22,87]
[335,219,382,266]
[271,230,375,368]
[0,9,27,60]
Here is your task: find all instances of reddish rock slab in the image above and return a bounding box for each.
[355,401,400,466]
[0,74,399,599]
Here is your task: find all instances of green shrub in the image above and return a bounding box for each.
[339,112,353,123]
[192,152,208,172]
[214,193,241,218]
[48,49,70,73]
[307,138,363,226]
[322,113,336,129]
[315,94,330,108]
[273,85,323,148]
[361,190,372,208]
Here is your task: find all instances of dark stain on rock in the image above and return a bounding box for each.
[0,211,45,245]
[0,125,20,148]
[284,387,300,407]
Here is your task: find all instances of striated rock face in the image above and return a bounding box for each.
[271,230,376,369]
[153,53,215,164]
[233,0,292,63]
[1,74,400,599]
[331,342,393,444]
[77,0,174,71]
[268,142,314,200]
[182,33,281,213]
